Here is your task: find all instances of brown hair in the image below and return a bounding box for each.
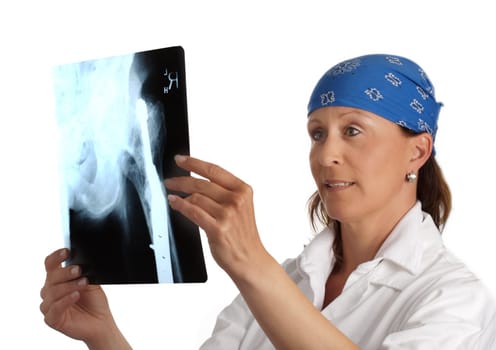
[307,131,452,267]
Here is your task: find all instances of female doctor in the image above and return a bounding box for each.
[40,54,496,349]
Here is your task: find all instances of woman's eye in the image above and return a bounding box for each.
[345,126,360,136]
[310,129,324,141]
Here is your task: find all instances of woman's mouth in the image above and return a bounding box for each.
[324,180,355,190]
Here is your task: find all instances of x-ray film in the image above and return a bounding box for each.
[53,46,207,284]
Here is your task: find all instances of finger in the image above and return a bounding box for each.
[42,290,80,328]
[42,264,83,297]
[40,277,88,314]
[174,155,245,191]
[165,176,230,203]
[168,194,218,235]
[44,248,70,273]
[185,192,226,219]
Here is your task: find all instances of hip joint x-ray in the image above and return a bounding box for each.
[52,46,207,284]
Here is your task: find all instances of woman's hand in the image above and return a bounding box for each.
[165,155,271,280]
[40,249,131,350]
[166,155,359,349]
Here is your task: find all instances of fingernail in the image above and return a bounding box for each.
[70,266,79,276]
[59,249,68,258]
[78,277,88,286]
[175,154,187,163]
[168,194,179,203]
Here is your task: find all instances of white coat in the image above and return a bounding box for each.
[200,202,496,349]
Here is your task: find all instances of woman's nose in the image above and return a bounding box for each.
[317,136,343,166]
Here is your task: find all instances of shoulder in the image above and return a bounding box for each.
[380,249,496,348]
[403,248,496,329]
[418,248,490,293]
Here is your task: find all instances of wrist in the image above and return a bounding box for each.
[84,320,132,350]
[229,249,280,290]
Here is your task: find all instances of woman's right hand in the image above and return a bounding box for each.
[40,248,131,350]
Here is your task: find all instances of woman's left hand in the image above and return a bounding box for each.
[164,155,269,280]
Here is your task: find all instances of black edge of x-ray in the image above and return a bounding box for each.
[54,46,207,284]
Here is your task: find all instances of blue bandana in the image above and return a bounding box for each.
[307,54,442,141]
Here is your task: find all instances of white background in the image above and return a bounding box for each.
[1,1,495,349]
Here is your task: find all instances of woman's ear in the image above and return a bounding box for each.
[409,132,433,169]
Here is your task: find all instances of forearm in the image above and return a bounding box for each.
[84,321,133,350]
[232,253,359,350]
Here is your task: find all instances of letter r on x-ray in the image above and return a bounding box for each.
[164,69,179,94]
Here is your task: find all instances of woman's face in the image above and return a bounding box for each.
[308,106,415,225]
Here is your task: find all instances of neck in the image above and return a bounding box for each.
[337,198,416,274]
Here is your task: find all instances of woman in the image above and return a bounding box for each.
[40,54,496,349]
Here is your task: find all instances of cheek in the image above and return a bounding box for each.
[359,148,405,188]
[309,148,319,179]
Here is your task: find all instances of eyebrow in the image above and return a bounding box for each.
[307,118,320,125]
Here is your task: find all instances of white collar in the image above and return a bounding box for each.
[297,201,444,290]
[375,201,443,275]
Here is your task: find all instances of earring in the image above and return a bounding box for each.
[406,172,417,182]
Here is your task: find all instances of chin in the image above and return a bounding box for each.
[323,203,357,224]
